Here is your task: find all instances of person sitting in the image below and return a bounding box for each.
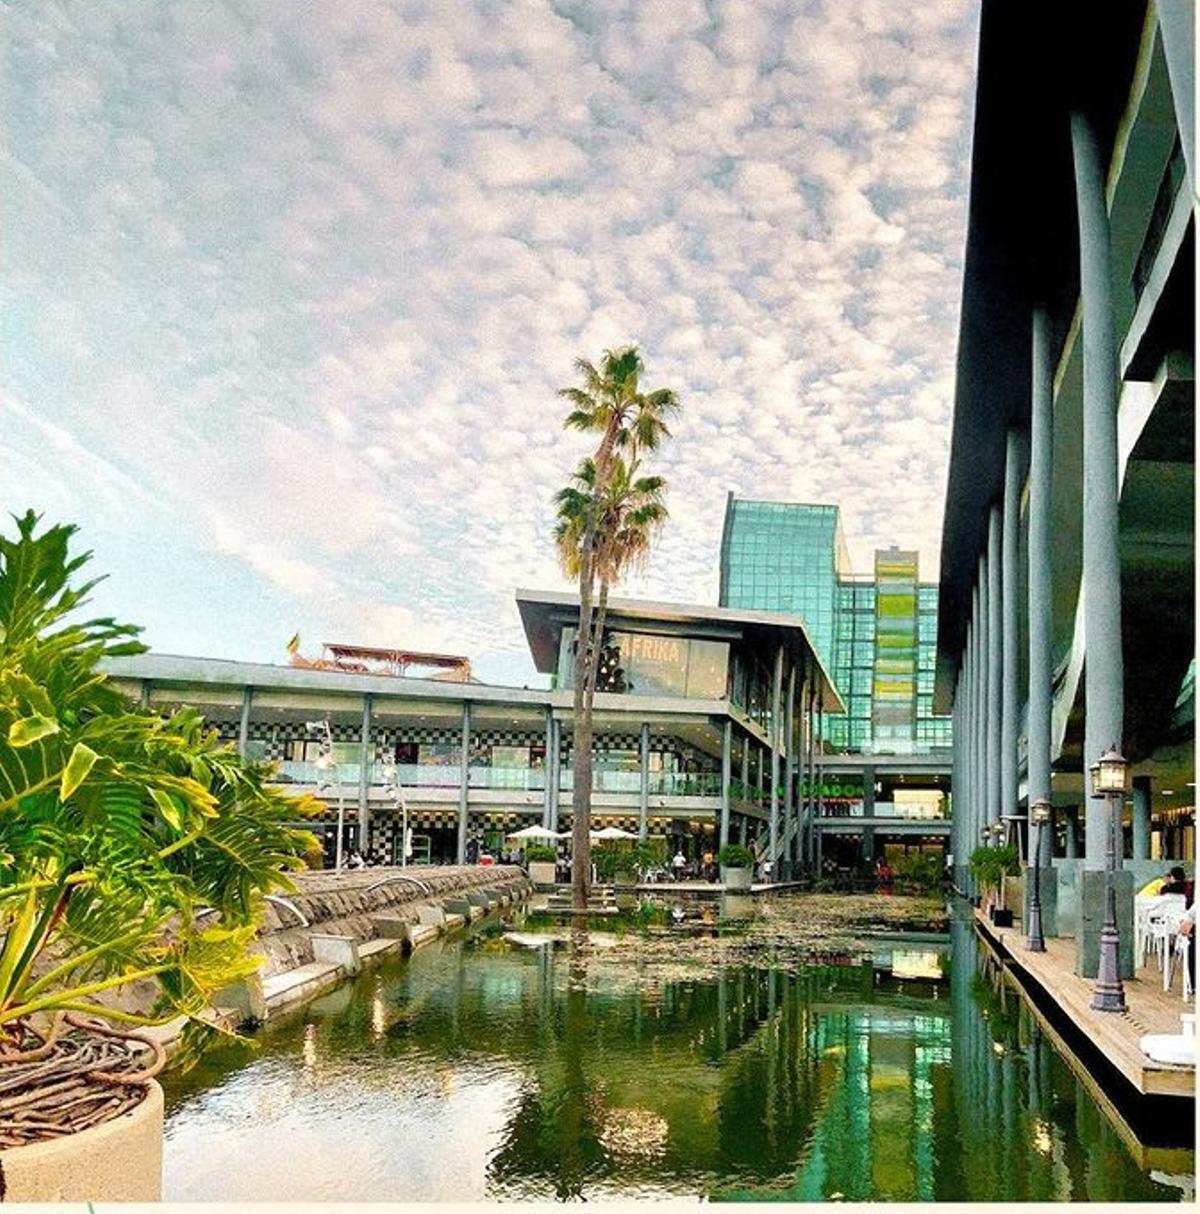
[1160,866,1189,898]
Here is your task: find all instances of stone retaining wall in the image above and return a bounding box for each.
[255,865,528,974]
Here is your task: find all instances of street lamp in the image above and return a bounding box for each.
[307,719,345,873]
[1090,745,1128,1012]
[381,761,410,868]
[1027,798,1051,953]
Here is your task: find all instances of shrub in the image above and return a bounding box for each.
[893,852,941,888]
[718,843,754,869]
[525,845,557,863]
[969,845,1019,894]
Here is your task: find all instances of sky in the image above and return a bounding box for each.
[2,0,979,687]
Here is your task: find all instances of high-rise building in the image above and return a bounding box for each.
[719,494,951,757]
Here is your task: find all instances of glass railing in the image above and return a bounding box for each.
[648,771,723,797]
[275,760,363,786]
[468,767,547,791]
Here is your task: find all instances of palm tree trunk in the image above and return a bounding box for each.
[571,543,595,911]
[586,579,611,698]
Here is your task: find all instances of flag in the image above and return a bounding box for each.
[286,631,300,654]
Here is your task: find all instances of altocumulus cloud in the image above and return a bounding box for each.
[1,0,978,685]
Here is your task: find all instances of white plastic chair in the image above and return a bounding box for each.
[1164,932,1194,999]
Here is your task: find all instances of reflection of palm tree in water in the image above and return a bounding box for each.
[558,927,592,1199]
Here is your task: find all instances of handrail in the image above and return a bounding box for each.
[264,894,311,928]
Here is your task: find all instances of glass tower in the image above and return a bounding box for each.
[718,495,951,756]
[718,496,848,668]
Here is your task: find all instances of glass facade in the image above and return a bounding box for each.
[719,496,952,755]
[719,498,846,667]
[556,627,730,701]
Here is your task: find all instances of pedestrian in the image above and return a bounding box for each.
[672,849,686,881]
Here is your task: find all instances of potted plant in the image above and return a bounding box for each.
[525,845,558,888]
[718,843,754,891]
[969,845,1020,925]
[0,512,314,1201]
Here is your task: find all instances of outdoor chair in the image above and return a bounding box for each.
[1163,932,1194,1000]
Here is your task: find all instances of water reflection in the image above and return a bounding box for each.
[161,905,1189,1202]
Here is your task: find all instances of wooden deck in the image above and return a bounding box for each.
[975,910,1195,1099]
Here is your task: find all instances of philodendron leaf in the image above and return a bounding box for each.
[8,714,60,747]
[61,742,100,799]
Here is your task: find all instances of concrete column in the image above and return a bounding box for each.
[358,694,373,856]
[806,685,817,867]
[816,696,825,827]
[542,707,554,828]
[1001,431,1022,832]
[639,722,650,842]
[1072,108,1125,871]
[1132,775,1151,861]
[1157,0,1196,196]
[237,685,253,759]
[986,503,1002,829]
[720,718,733,849]
[457,701,471,863]
[769,644,783,870]
[741,732,750,799]
[549,718,560,831]
[784,663,796,875]
[862,763,876,869]
[1064,806,1079,859]
[1029,307,1054,866]
[974,566,986,852]
[139,680,152,709]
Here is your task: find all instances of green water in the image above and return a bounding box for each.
[161,903,1193,1202]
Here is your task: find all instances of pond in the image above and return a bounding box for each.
[161,899,1192,1202]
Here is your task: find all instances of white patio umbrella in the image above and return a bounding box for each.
[506,824,566,841]
[590,826,639,840]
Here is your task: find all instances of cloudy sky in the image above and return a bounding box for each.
[2,0,978,685]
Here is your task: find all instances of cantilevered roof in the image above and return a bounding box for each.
[515,588,845,713]
[935,0,1147,708]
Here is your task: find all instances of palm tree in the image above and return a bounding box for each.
[555,346,676,908]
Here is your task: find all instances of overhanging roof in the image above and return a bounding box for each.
[935,0,1148,708]
[515,588,845,713]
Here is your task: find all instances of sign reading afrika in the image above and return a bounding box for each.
[623,633,685,666]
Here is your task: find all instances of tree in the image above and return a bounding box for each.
[555,346,676,908]
[0,511,314,1103]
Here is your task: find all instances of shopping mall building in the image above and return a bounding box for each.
[936,0,1193,967]
[105,590,840,870]
[719,495,953,872]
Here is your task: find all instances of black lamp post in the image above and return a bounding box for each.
[1026,798,1051,953]
[1090,745,1128,1012]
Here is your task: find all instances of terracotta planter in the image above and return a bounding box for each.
[0,1079,163,1201]
[722,866,752,892]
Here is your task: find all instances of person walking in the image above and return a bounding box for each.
[672,849,687,881]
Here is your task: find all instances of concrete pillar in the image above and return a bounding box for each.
[1157,0,1196,196]
[1072,108,1125,872]
[784,663,796,874]
[1064,806,1079,859]
[457,701,471,863]
[639,722,650,842]
[1028,306,1054,867]
[542,707,554,828]
[237,685,252,759]
[548,717,560,832]
[862,765,876,869]
[769,644,783,870]
[986,504,1002,829]
[139,680,152,709]
[816,696,825,829]
[1132,775,1151,861]
[806,685,817,867]
[741,732,750,801]
[1001,430,1022,832]
[720,718,733,849]
[974,562,987,852]
[359,694,373,856]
